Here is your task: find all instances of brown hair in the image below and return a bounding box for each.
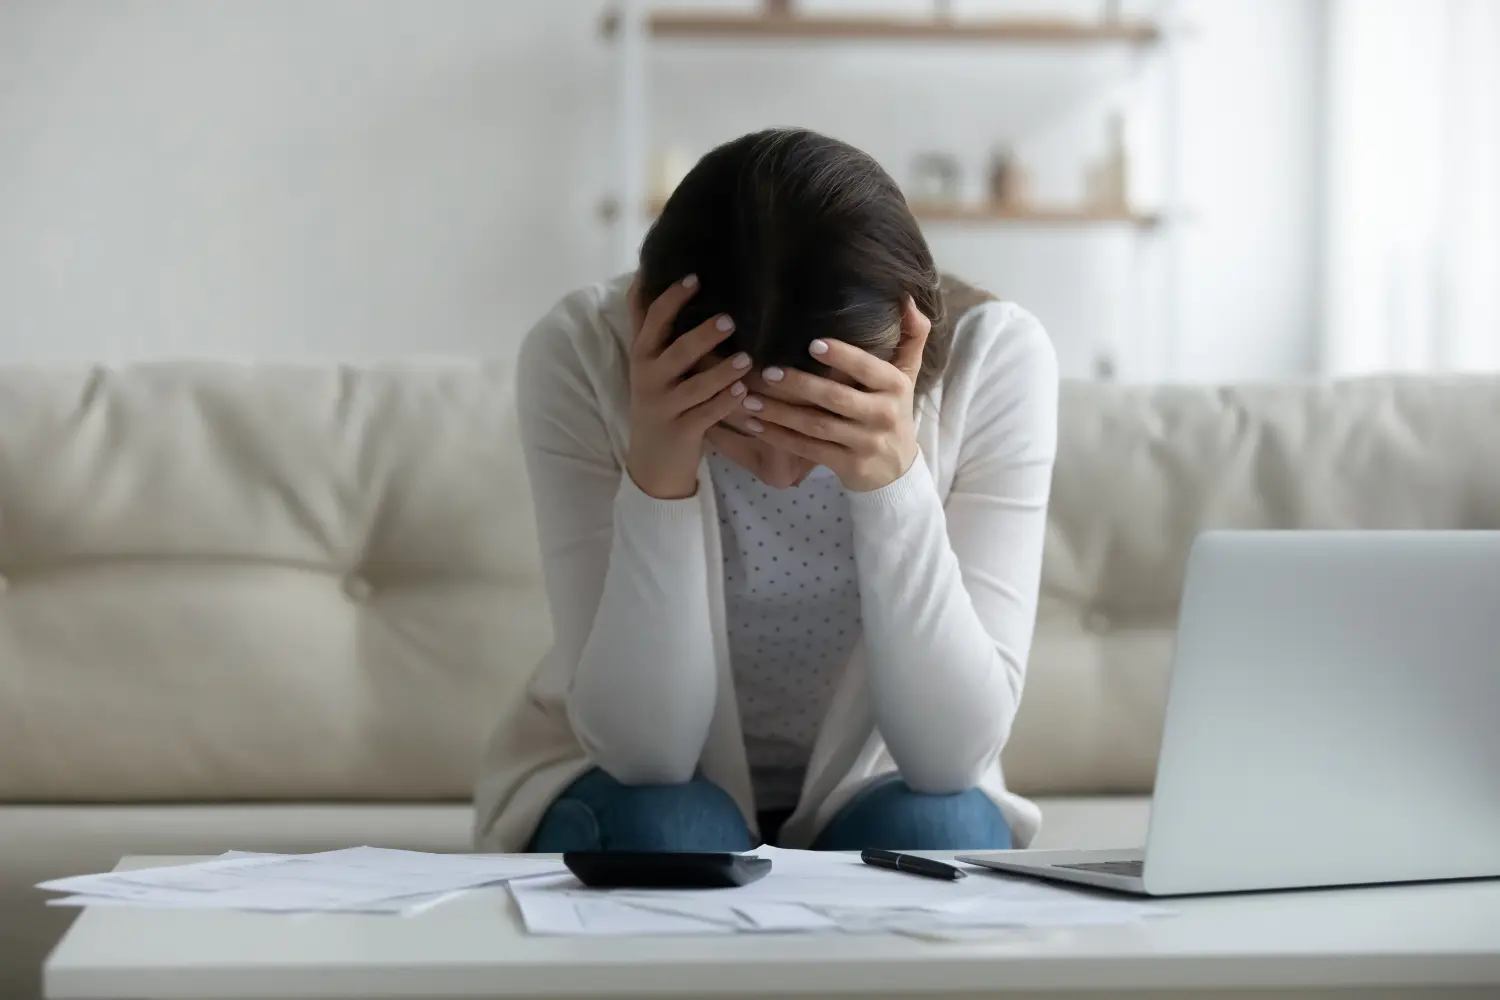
[637,128,991,398]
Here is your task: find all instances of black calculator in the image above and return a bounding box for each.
[563,851,772,890]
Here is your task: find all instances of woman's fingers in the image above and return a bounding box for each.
[685,378,753,434]
[670,352,751,412]
[808,338,906,392]
[658,313,735,378]
[632,274,700,360]
[746,393,866,448]
[762,366,874,421]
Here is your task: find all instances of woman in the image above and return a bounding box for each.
[474,128,1058,853]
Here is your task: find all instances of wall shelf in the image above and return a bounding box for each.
[908,203,1162,227]
[604,1,1186,380]
[602,12,1161,46]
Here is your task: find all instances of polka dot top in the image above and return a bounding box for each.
[708,451,862,812]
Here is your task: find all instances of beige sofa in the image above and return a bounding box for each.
[3,364,1497,998]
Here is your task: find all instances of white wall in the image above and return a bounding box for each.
[0,0,1324,379]
[1174,0,1326,379]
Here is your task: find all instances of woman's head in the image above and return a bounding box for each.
[636,128,948,488]
[638,128,948,394]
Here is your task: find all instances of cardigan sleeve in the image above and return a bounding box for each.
[514,289,719,785]
[846,304,1059,793]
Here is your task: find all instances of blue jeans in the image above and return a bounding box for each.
[528,769,1012,852]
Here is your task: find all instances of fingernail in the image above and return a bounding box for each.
[716,315,735,333]
[731,381,747,397]
[747,418,764,433]
[809,340,829,356]
[682,274,699,289]
[731,352,751,370]
[743,395,764,412]
[763,366,785,382]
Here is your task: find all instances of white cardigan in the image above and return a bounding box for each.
[473,274,1059,851]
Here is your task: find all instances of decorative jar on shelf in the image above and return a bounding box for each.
[910,153,962,207]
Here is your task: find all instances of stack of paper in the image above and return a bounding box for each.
[510,847,1168,938]
[39,847,566,915]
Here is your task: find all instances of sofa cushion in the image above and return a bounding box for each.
[1000,375,1500,796]
[3,366,1498,803]
[0,365,547,801]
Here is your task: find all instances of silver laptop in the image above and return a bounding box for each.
[959,530,1500,897]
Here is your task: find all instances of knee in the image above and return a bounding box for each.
[816,779,1012,852]
[530,770,752,853]
[600,779,751,851]
[585,778,752,852]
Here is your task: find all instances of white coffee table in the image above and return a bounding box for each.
[44,855,1500,999]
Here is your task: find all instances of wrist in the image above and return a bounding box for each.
[626,456,700,500]
[844,444,919,494]
[845,450,929,509]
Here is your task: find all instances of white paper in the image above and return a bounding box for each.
[46,889,469,915]
[732,901,843,932]
[37,848,566,914]
[510,876,739,936]
[605,847,1097,910]
[875,903,1176,941]
[304,846,563,882]
[509,848,1165,937]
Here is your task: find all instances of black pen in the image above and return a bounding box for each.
[860,849,967,881]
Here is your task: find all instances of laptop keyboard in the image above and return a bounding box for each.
[1055,860,1144,877]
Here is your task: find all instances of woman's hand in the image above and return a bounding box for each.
[747,297,931,493]
[625,274,753,500]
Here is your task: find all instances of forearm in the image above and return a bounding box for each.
[567,476,718,785]
[849,456,1032,793]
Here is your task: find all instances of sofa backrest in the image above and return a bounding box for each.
[1011,375,1500,796]
[0,365,548,803]
[1,365,1496,803]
